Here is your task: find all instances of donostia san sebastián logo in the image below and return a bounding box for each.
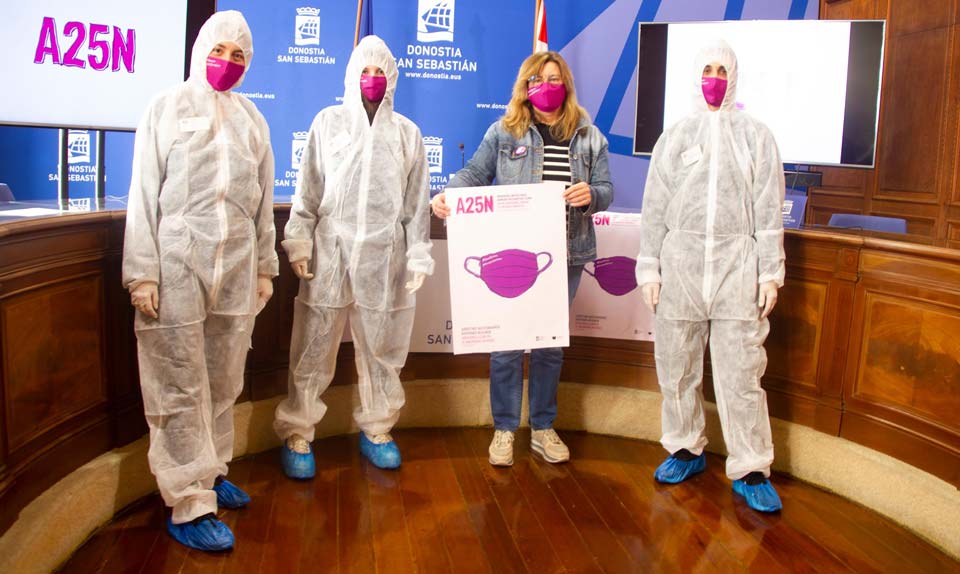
[68,130,91,164]
[277,7,335,65]
[423,135,456,192]
[291,131,309,170]
[49,130,96,182]
[423,136,444,174]
[399,0,477,81]
[274,130,309,190]
[417,0,454,42]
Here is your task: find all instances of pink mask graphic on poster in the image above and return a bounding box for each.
[206,56,244,91]
[527,82,566,113]
[465,249,553,298]
[360,74,388,102]
[585,256,639,296]
[701,77,728,107]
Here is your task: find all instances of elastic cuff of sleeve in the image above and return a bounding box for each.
[258,257,280,278]
[407,258,435,276]
[758,274,784,287]
[128,279,158,292]
[636,270,662,286]
[281,239,313,264]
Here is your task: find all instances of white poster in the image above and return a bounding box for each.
[446,183,569,354]
[571,212,655,341]
[409,239,453,353]
[1,1,189,129]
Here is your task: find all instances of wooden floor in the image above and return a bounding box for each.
[59,428,959,574]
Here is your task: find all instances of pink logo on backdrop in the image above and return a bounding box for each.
[33,17,136,73]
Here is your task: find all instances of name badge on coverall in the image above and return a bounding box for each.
[681,145,702,166]
[179,117,211,132]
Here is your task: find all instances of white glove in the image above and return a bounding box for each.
[405,272,426,294]
[641,282,660,313]
[130,281,159,319]
[256,275,274,314]
[291,259,314,280]
[758,281,779,319]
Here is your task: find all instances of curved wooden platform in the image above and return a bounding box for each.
[60,429,960,574]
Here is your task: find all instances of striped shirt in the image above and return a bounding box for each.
[537,123,572,187]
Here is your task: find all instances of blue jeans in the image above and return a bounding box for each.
[490,265,584,431]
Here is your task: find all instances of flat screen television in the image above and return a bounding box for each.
[633,20,885,168]
[1,0,215,131]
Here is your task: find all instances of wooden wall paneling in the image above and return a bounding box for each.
[875,28,947,202]
[0,225,111,275]
[820,0,882,20]
[841,246,960,485]
[562,338,657,391]
[806,188,867,226]
[887,0,955,36]
[1,273,107,452]
[866,198,940,239]
[0,221,117,533]
[0,294,5,473]
[948,204,960,248]
[762,234,859,433]
[942,23,960,243]
[105,218,146,446]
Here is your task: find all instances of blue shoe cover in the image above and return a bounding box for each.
[733,478,783,513]
[166,514,234,552]
[213,477,250,509]
[654,453,706,484]
[281,442,316,480]
[359,433,401,469]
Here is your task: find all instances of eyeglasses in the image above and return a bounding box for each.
[527,75,563,87]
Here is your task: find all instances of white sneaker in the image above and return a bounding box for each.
[531,429,570,463]
[287,433,312,454]
[488,430,515,466]
[364,432,394,444]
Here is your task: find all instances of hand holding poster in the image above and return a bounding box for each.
[446,183,568,354]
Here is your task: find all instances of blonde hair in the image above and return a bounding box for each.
[502,51,587,142]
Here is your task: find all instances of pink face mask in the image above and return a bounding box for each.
[527,82,566,113]
[206,56,245,92]
[360,74,388,102]
[701,77,728,108]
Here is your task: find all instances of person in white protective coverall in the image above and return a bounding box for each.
[122,11,277,551]
[273,35,433,476]
[636,40,786,513]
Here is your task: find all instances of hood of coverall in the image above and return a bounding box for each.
[691,39,738,113]
[343,35,399,117]
[188,10,254,92]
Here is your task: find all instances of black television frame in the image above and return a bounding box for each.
[633,20,886,169]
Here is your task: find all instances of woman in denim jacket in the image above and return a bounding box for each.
[432,51,613,466]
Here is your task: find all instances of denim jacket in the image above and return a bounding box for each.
[446,117,614,266]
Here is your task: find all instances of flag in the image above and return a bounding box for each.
[355,0,373,46]
[534,0,548,53]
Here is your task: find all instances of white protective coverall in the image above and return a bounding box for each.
[636,40,785,480]
[274,36,433,441]
[122,11,278,524]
